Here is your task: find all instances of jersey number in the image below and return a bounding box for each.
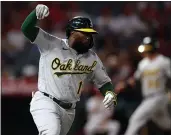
[148,79,160,88]
[77,81,83,94]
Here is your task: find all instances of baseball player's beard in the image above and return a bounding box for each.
[72,41,93,54]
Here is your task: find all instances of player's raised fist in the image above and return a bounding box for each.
[36,4,49,20]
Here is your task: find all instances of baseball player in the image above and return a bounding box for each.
[21,4,117,135]
[116,36,171,135]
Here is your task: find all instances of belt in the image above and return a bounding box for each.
[40,91,75,109]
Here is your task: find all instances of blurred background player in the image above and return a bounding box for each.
[116,36,171,135]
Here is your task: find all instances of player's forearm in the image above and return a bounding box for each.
[21,10,39,42]
[99,82,116,96]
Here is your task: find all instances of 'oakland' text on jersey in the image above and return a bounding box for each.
[32,28,111,103]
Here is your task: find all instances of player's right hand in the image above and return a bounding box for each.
[36,4,49,20]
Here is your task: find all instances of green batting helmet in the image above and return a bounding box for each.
[66,16,98,38]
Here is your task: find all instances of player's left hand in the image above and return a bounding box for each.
[103,91,117,109]
[36,4,49,20]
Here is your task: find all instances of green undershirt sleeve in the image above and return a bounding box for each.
[99,82,115,96]
[21,10,39,42]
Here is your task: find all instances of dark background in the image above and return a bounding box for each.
[1,1,171,135]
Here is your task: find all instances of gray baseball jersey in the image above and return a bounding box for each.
[32,28,111,103]
[134,54,171,96]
